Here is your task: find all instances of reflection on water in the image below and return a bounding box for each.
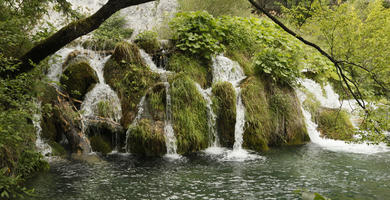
[27,144,390,199]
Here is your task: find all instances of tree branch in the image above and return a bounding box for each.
[1,0,155,79]
[248,0,366,109]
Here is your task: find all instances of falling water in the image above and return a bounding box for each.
[195,84,219,147]
[137,49,180,158]
[80,52,122,123]
[33,102,52,157]
[297,79,389,154]
[211,55,260,161]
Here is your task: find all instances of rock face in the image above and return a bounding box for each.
[212,82,236,148]
[60,61,98,101]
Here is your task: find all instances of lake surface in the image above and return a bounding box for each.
[26,143,390,200]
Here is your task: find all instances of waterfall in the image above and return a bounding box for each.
[33,101,52,157]
[211,55,260,161]
[211,55,246,150]
[131,49,180,158]
[124,95,146,152]
[297,79,389,154]
[195,84,220,147]
[80,52,122,123]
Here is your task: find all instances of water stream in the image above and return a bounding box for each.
[211,55,260,161]
[297,79,390,154]
[33,101,53,157]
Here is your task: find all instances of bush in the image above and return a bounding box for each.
[170,11,225,59]
[253,47,300,86]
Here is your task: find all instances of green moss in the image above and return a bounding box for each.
[90,135,112,155]
[167,53,211,88]
[171,74,209,154]
[317,108,355,140]
[112,42,144,64]
[147,83,166,121]
[127,119,166,156]
[97,100,117,119]
[302,91,321,121]
[225,49,254,76]
[268,85,309,146]
[212,81,236,148]
[241,77,270,151]
[134,31,161,54]
[104,42,159,127]
[60,61,98,100]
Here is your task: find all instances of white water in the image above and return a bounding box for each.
[211,55,261,161]
[297,80,389,154]
[33,102,52,157]
[195,84,220,147]
[47,47,77,82]
[80,52,122,123]
[138,49,180,158]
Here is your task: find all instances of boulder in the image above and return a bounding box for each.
[60,61,98,101]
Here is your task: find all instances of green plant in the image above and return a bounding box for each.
[134,31,161,54]
[253,47,300,86]
[170,11,225,59]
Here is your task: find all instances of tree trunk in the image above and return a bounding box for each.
[2,0,155,79]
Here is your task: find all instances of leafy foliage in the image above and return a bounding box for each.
[170,11,225,59]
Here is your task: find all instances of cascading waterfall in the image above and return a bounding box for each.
[124,95,146,152]
[80,51,122,152]
[33,101,52,157]
[195,84,219,147]
[130,49,180,158]
[211,55,259,160]
[297,79,389,154]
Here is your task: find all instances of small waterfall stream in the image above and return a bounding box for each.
[33,101,53,157]
[211,55,259,161]
[195,84,219,147]
[133,50,180,158]
[297,79,389,154]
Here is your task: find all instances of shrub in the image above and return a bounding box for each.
[170,11,225,59]
[178,0,251,17]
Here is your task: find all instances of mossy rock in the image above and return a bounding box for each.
[241,76,309,152]
[167,52,211,88]
[241,77,270,151]
[212,81,236,148]
[171,74,209,154]
[317,108,354,140]
[90,135,112,155]
[49,141,67,156]
[134,31,161,54]
[60,61,98,100]
[112,42,144,64]
[146,83,166,121]
[103,42,159,128]
[86,119,126,152]
[267,84,309,146]
[127,119,166,156]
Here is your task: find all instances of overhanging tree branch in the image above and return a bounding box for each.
[1,0,155,79]
[248,0,367,109]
